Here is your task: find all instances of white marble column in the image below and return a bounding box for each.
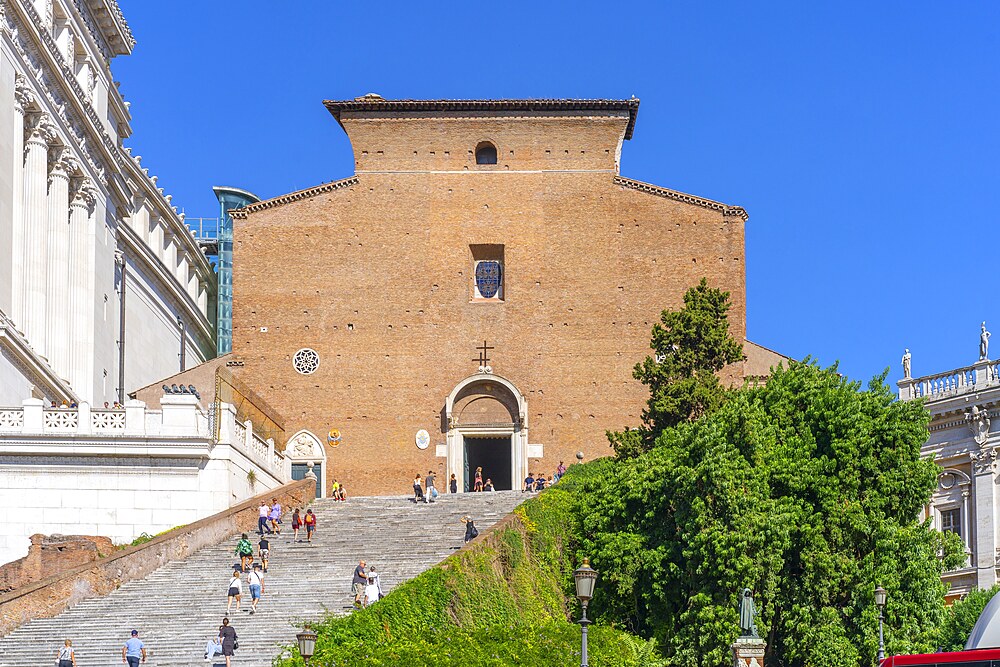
[45,148,74,377]
[22,112,56,354]
[67,178,96,398]
[10,76,31,328]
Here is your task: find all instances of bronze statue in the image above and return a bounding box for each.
[739,588,760,639]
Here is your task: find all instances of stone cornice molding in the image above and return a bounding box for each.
[116,225,214,350]
[118,153,215,283]
[0,310,77,403]
[324,97,641,140]
[76,0,134,56]
[230,176,360,218]
[613,175,750,222]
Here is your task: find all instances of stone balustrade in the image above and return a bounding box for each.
[0,394,291,566]
[0,395,288,480]
[898,359,1000,401]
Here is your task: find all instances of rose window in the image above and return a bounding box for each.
[293,348,320,375]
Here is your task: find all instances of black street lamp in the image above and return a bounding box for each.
[875,585,887,663]
[574,558,598,667]
[296,627,317,665]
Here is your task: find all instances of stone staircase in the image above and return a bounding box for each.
[0,491,526,667]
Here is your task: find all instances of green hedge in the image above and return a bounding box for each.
[276,479,659,667]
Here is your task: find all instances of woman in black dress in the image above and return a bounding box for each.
[219,617,237,667]
[462,516,478,543]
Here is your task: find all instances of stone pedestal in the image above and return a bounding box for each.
[732,637,766,667]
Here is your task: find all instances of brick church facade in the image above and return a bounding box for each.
[230,96,779,497]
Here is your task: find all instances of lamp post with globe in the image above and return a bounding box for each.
[574,558,598,667]
[875,585,887,663]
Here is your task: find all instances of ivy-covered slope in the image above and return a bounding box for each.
[276,482,658,667]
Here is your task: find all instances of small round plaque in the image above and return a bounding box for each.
[415,429,430,450]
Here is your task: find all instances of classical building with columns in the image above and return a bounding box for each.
[0,0,215,407]
[898,330,1000,600]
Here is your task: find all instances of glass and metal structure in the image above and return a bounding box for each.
[212,186,260,355]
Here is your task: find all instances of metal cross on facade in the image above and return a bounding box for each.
[474,340,494,368]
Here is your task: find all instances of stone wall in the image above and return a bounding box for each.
[0,534,114,594]
[0,477,315,637]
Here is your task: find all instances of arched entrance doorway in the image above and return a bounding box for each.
[445,373,528,492]
[286,430,327,498]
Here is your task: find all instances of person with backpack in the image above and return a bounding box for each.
[235,534,253,572]
[461,516,478,543]
[218,617,237,667]
[247,564,265,615]
[303,508,317,544]
[225,569,242,616]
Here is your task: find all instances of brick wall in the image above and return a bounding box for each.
[230,109,747,497]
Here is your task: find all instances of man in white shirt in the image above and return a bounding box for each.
[257,502,272,535]
[247,564,265,615]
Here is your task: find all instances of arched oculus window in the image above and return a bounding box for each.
[293,348,320,375]
[475,141,498,165]
[475,260,503,299]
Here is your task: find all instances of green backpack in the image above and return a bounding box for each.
[236,539,253,556]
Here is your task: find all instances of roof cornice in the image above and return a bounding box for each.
[116,225,215,349]
[80,0,135,55]
[324,97,641,140]
[230,177,359,218]
[613,176,749,222]
[0,312,77,403]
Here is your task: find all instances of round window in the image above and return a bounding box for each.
[293,348,320,375]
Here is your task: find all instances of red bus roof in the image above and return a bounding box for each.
[883,649,1000,665]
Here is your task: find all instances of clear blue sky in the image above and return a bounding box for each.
[116,1,999,385]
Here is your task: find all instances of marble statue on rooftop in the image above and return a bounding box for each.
[981,322,991,361]
[902,349,911,379]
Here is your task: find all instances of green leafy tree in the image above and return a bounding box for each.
[938,585,1000,652]
[580,361,964,667]
[609,279,744,458]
